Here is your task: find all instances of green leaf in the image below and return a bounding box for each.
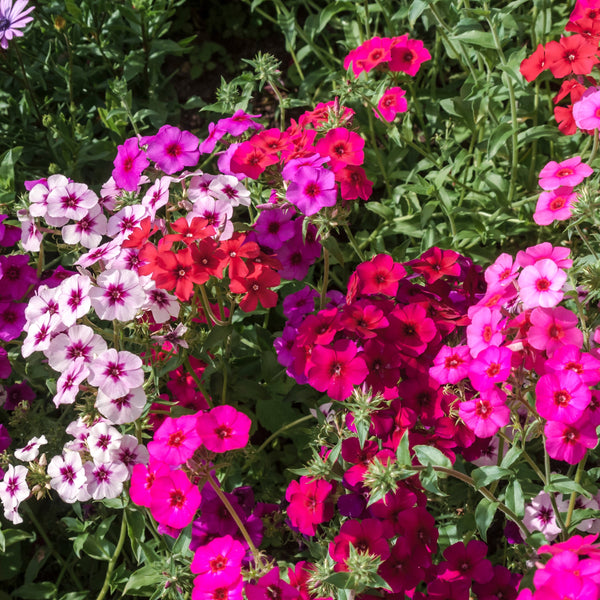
[453,30,496,49]
[500,446,522,469]
[487,122,513,158]
[12,583,56,599]
[409,0,427,25]
[475,497,499,541]
[504,479,524,517]
[471,466,512,488]
[546,474,592,498]
[324,573,351,588]
[123,566,165,594]
[419,465,447,497]
[413,445,452,469]
[396,430,411,466]
[317,2,353,34]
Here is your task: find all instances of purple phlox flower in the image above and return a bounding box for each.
[47,451,86,503]
[0,347,10,378]
[14,435,47,462]
[0,214,21,247]
[61,204,107,248]
[217,109,263,137]
[89,269,146,322]
[0,254,37,301]
[46,324,107,372]
[146,124,200,174]
[282,285,319,326]
[46,181,98,222]
[0,0,35,49]
[96,386,146,425]
[281,153,330,181]
[253,207,295,250]
[0,300,26,342]
[151,323,188,349]
[88,349,144,397]
[286,165,337,216]
[53,358,89,407]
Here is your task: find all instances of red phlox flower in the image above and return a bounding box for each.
[229,266,280,312]
[344,37,392,76]
[554,79,587,105]
[410,247,461,283]
[164,216,215,246]
[314,127,365,171]
[192,238,226,280]
[354,254,406,296]
[252,128,293,155]
[555,104,578,135]
[297,100,355,129]
[218,232,261,279]
[122,216,158,249]
[296,307,341,346]
[544,35,599,78]
[379,537,427,593]
[397,506,438,567]
[520,44,547,82]
[154,246,208,301]
[341,300,389,339]
[361,339,403,399]
[438,540,494,584]
[335,165,373,201]
[196,405,251,453]
[341,438,379,488]
[566,16,600,42]
[388,302,437,356]
[285,476,335,536]
[229,141,279,179]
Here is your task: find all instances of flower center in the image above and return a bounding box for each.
[0,17,10,33]
[556,168,573,177]
[535,277,551,291]
[554,390,571,406]
[169,489,185,508]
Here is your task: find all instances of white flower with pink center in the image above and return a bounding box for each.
[0,465,29,524]
[18,208,43,252]
[84,460,129,500]
[111,434,149,474]
[29,174,70,226]
[46,181,99,221]
[88,349,144,397]
[96,386,146,424]
[106,247,144,273]
[48,452,87,503]
[87,422,123,463]
[46,325,107,372]
[89,269,146,322]
[106,204,148,240]
[142,176,172,217]
[25,284,61,324]
[61,204,107,248]
[54,358,90,407]
[22,313,64,358]
[190,196,234,240]
[14,435,48,462]
[57,274,92,327]
[208,175,250,207]
[76,239,121,269]
[142,283,180,323]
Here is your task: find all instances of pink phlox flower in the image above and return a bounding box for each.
[516,243,572,270]
[314,127,365,171]
[14,435,47,462]
[46,324,107,372]
[0,464,29,524]
[46,181,98,222]
[112,137,149,191]
[538,157,593,190]
[89,269,146,322]
[83,459,129,500]
[354,253,406,297]
[534,187,579,226]
[544,345,600,386]
[538,534,600,558]
[377,87,408,121]
[96,386,146,425]
[518,259,567,309]
[193,580,243,600]
[528,307,583,354]
[459,388,510,438]
[468,345,512,391]
[196,405,252,453]
[0,0,35,50]
[57,273,92,327]
[148,413,203,465]
[129,460,170,508]
[438,540,494,584]
[245,567,301,600]
[47,451,87,503]
[86,422,123,463]
[61,204,107,248]
[286,165,337,216]
[573,87,600,130]
[485,253,520,288]
[281,154,329,182]
[545,416,598,464]
[389,35,431,75]
[191,535,245,589]
[149,469,202,529]
[216,110,263,137]
[18,208,43,251]
[344,36,392,76]
[53,357,89,407]
[524,491,563,541]
[430,345,471,384]
[199,122,226,154]
[88,349,144,397]
[536,371,591,424]
[285,476,335,536]
[146,124,200,174]
[24,284,59,323]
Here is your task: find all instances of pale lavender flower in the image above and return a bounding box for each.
[29,175,69,226]
[14,435,47,461]
[89,269,145,322]
[0,464,29,524]
[106,204,148,240]
[46,181,98,221]
[84,460,129,500]
[142,284,179,323]
[24,284,60,324]
[86,422,122,463]
[523,491,562,541]
[208,175,250,207]
[76,239,121,268]
[111,434,149,474]
[17,208,42,252]
[46,324,107,372]
[53,358,89,407]
[190,196,233,240]
[57,274,92,327]
[21,312,63,358]
[142,176,172,217]
[0,0,35,50]
[96,386,146,425]
[88,349,144,397]
[61,204,107,248]
[47,452,86,503]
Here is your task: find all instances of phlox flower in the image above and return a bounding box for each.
[573,87,600,130]
[329,518,391,571]
[21,312,63,358]
[354,253,406,296]
[439,540,494,584]
[544,345,600,386]
[534,187,578,226]
[147,413,203,465]
[88,349,144,397]
[114,434,149,474]
[516,243,572,270]
[142,283,180,323]
[544,35,599,78]
[129,461,168,508]
[485,253,520,289]
[245,568,301,600]
[389,302,436,356]
[14,435,47,462]
[314,127,365,171]
[528,307,583,354]
[545,416,598,464]
[208,175,250,207]
[286,477,335,536]
[0,0,35,50]
[0,300,26,341]
[377,87,408,122]
[46,181,98,221]
[468,345,512,391]
[0,464,29,524]
[253,207,295,250]
[96,386,146,425]
[47,452,86,503]
[0,254,37,300]
[524,491,563,541]
[196,405,251,453]
[409,246,461,283]
[89,269,146,322]
[150,469,202,529]
[107,204,148,240]
[344,36,392,76]
[46,324,107,372]
[472,565,520,600]
[76,239,121,269]
[520,44,547,82]
[389,34,432,75]
[193,581,243,600]
[141,176,171,217]
[430,345,471,385]
[217,109,263,137]
[53,357,89,407]
[86,422,123,463]
[146,125,200,174]
[459,388,510,438]
[112,137,149,191]
[518,259,567,309]
[56,274,92,327]
[191,535,245,589]
[335,165,373,201]
[538,157,593,190]
[286,166,337,216]
[83,460,129,500]
[536,371,591,423]
[18,208,42,251]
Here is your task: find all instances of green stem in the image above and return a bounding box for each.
[96,511,127,600]
[13,44,42,123]
[344,224,366,261]
[365,107,392,198]
[319,247,330,310]
[565,454,587,529]
[589,128,599,164]
[544,446,568,536]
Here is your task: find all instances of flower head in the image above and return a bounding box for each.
[0,0,35,50]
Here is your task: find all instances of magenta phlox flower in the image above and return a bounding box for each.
[430,345,471,385]
[129,460,170,508]
[389,35,432,75]
[307,339,368,401]
[281,154,329,181]
[88,349,144,397]
[61,204,107,248]
[485,253,520,288]
[528,307,583,354]
[0,347,10,379]
[534,187,579,226]
[253,207,295,250]
[354,253,406,296]
[545,416,598,464]
[113,137,149,191]
[426,578,471,600]
[14,435,46,462]
[377,87,408,121]
[518,259,567,309]
[150,469,202,529]
[545,345,600,386]
[57,273,92,327]
[53,357,89,407]
[472,565,520,600]
[191,535,245,589]
[0,254,37,300]
[0,214,20,248]
[459,388,510,438]
[539,157,593,190]
[0,0,34,49]
[536,575,597,600]
[378,536,426,593]
[193,580,243,600]
[466,306,505,357]
[217,109,263,137]
[245,567,301,600]
[146,125,200,174]
[573,87,600,130]
[438,540,494,584]
[516,243,572,270]
[388,302,436,356]
[0,464,29,524]
[83,459,129,500]
[46,324,107,372]
[286,476,335,536]
[198,122,226,154]
[46,181,98,222]
[282,286,318,327]
[329,518,391,571]
[89,269,146,322]
[196,405,251,453]
[286,165,337,216]
[468,345,512,391]
[47,452,86,503]
[0,300,26,341]
[148,413,203,465]
[96,386,146,425]
[524,491,563,541]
